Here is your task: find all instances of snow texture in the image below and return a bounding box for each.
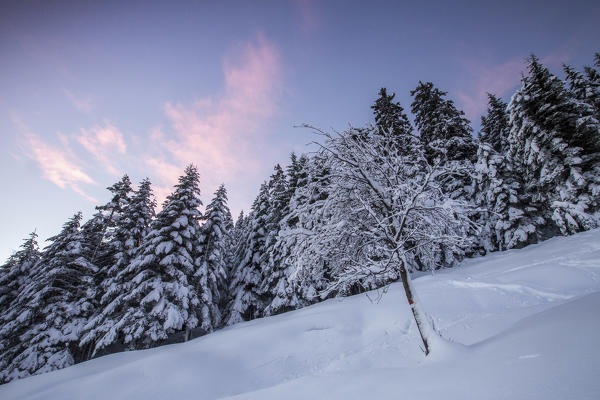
[2,229,599,399]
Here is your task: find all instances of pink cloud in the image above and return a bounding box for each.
[455,58,525,122]
[14,35,284,213]
[22,132,97,202]
[149,34,283,208]
[13,114,131,201]
[76,122,127,176]
[455,48,575,123]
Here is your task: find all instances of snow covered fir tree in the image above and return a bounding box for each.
[1,52,600,384]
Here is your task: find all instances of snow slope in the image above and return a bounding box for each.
[2,229,600,399]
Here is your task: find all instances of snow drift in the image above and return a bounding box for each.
[2,229,599,399]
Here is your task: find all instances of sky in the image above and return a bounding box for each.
[1,0,599,261]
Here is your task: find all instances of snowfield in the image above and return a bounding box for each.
[2,229,600,399]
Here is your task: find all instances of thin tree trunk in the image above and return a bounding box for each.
[86,341,95,361]
[398,262,433,355]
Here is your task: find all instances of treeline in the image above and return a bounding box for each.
[1,53,599,383]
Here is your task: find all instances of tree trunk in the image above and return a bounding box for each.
[398,262,433,355]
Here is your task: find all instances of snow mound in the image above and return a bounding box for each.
[2,229,600,399]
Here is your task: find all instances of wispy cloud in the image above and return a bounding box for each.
[149,34,283,205]
[63,88,93,114]
[21,131,97,202]
[15,119,128,202]
[15,34,284,211]
[76,122,127,176]
[455,58,524,122]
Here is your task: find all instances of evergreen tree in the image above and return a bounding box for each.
[258,164,292,313]
[0,232,41,379]
[80,179,156,357]
[263,154,312,316]
[474,142,540,252]
[284,154,309,222]
[75,175,133,359]
[198,184,232,323]
[269,153,336,313]
[564,61,600,120]
[507,55,600,235]
[372,88,419,155]
[0,213,97,382]
[286,153,300,200]
[229,211,247,263]
[410,82,478,259]
[87,165,205,354]
[480,93,509,153]
[564,65,590,104]
[226,183,270,325]
[81,175,132,269]
[0,232,40,318]
[221,199,236,288]
[583,53,600,88]
[473,93,541,252]
[410,81,477,163]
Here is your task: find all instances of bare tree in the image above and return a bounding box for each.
[286,124,476,355]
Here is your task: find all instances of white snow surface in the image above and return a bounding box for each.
[3,229,600,399]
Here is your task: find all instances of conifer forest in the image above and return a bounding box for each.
[1,53,600,384]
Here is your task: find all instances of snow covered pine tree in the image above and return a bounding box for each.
[198,184,232,324]
[0,213,96,382]
[85,165,208,354]
[226,183,271,325]
[80,178,156,357]
[507,55,600,235]
[475,94,540,252]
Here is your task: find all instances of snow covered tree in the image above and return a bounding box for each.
[372,88,419,154]
[0,213,97,382]
[84,165,205,354]
[474,94,540,252]
[479,93,509,153]
[80,178,156,357]
[258,165,290,310]
[474,142,540,252]
[81,175,132,270]
[507,55,600,235]
[198,184,232,323]
[118,178,156,252]
[564,59,600,120]
[222,200,235,279]
[74,175,133,359]
[0,232,41,378]
[264,153,333,315]
[226,183,270,325]
[0,232,40,319]
[410,82,480,258]
[584,53,600,89]
[410,81,477,163]
[288,124,476,355]
[262,154,310,316]
[231,210,248,259]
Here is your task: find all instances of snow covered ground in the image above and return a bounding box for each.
[2,229,600,399]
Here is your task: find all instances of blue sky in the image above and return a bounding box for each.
[1,0,599,261]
